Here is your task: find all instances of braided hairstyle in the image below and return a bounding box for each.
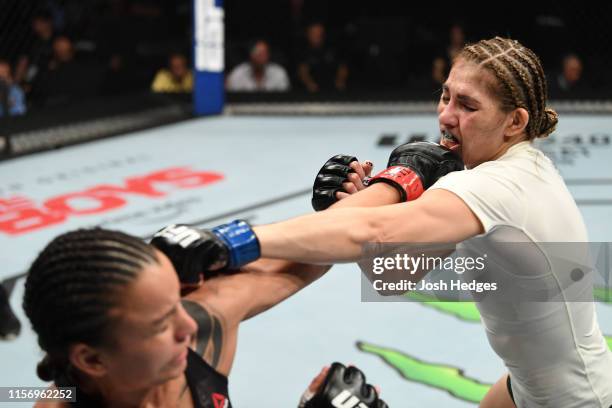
[23,228,159,406]
[457,36,558,140]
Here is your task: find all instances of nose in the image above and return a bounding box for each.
[438,99,458,130]
[175,304,198,342]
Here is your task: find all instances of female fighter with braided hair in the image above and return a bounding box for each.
[24,211,391,406]
[176,37,612,407]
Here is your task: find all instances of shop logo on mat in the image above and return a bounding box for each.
[0,167,224,235]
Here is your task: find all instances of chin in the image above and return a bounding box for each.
[154,369,183,386]
[154,362,187,384]
[169,358,188,376]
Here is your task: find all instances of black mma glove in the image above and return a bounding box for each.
[151,221,261,283]
[300,362,388,408]
[369,141,463,202]
[150,224,229,284]
[312,155,361,211]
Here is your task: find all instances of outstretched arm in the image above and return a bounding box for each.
[254,188,482,264]
[189,183,400,309]
[207,141,469,267]
[174,182,400,376]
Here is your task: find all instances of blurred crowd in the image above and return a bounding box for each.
[1,0,192,117]
[0,0,604,118]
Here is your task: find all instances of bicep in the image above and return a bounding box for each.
[237,259,331,320]
[180,262,327,374]
[204,260,329,320]
[377,188,484,243]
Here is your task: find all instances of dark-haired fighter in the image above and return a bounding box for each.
[25,221,393,408]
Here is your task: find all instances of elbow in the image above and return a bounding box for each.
[347,213,388,249]
[346,209,400,264]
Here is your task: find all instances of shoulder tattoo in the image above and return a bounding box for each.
[181,299,225,368]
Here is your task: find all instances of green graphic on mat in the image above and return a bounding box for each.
[405,291,481,322]
[406,291,612,352]
[360,337,612,404]
[358,341,491,403]
[374,290,612,403]
[408,286,612,317]
[593,286,612,303]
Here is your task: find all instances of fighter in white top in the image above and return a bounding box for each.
[156,37,612,407]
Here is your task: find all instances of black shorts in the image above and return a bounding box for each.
[506,375,516,406]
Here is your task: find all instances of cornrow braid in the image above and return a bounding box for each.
[22,228,159,406]
[457,36,558,139]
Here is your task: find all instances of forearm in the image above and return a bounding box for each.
[239,259,331,320]
[330,182,399,208]
[254,184,400,264]
[253,183,399,278]
[235,183,401,318]
[254,207,377,263]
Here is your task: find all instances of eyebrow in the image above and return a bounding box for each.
[151,304,177,326]
[442,84,481,106]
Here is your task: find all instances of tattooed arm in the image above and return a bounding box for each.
[179,184,401,375]
[180,283,236,377]
[177,261,331,377]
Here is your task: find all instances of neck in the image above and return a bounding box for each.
[492,137,528,159]
[467,137,528,169]
[252,65,264,78]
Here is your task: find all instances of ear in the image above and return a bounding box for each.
[505,107,529,138]
[69,343,109,379]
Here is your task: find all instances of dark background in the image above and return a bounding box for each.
[0,1,610,119]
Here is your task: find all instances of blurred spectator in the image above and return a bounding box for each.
[447,23,466,62]
[429,23,465,87]
[344,17,407,90]
[226,40,290,92]
[14,11,55,98]
[151,53,193,93]
[0,60,26,117]
[43,36,102,107]
[431,56,447,89]
[101,53,137,96]
[549,53,589,98]
[49,36,74,69]
[94,0,151,93]
[409,55,448,98]
[296,22,348,92]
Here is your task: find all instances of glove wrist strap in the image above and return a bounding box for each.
[212,220,260,269]
[368,166,424,201]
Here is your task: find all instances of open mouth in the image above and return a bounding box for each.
[440,130,461,151]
